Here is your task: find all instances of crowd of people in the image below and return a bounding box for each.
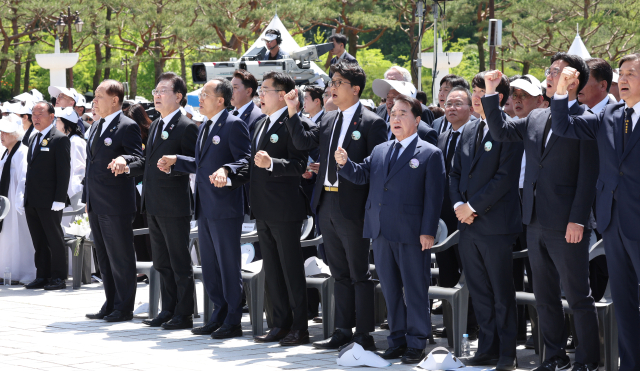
[1,30,639,371]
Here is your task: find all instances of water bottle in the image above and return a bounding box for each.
[3,267,10,286]
[462,333,471,357]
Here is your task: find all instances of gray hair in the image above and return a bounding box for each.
[210,79,234,108]
[384,66,412,83]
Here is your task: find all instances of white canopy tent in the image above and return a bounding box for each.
[567,25,592,59]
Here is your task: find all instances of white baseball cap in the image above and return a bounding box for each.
[372,79,417,99]
[337,343,391,368]
[511,78,542,97]
[262,33,278,42]
[359,99,375,110]
[184,105,195,116]
[48,86,78,103]
[55,107,80,123]
[0,117,20,133]
[524,74,542,89]
[13,103,32,115]
[72,89,86,106]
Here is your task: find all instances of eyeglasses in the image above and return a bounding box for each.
[198,92,218,100]
[152,89,171,96]
[328,80,352,88]
[511,93,532,101]
[444,102,469,109]
[544,68,561,78]
[257,88,284,96]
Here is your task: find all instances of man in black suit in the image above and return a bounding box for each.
[283,61,388,351]
[328,33,357,77]
[372,79,437,146]
[550,52,640,371]
[304,85,325,124]
[483,55,601,371]
[435,89,478,337]
[231,69,266,136]
[449,79,524,370]
[84,80,143,323]
[432,75,471,134]
[579,58,616,115]
[23,102,70,291]
[112,73,199,330]
[232,71,312,346]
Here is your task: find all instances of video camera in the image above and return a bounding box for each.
[192,43,334,85]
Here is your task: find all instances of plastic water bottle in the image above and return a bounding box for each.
[3,267,10,286]
[462,333,471,357]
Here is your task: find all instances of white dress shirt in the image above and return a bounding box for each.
[150,108,180,146]
[324,102,360,187]
[310,110,324,123]
[200,109,225,149]
[588,95,611,115]
[255,105,288,172]
[389,132,418,159]
[90,110,122,147]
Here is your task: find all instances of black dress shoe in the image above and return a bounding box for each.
[351,332,376,351]
[313,330,352,349]
[496,357,517,371]
[254,327,290,343]
[461,353,500,366]
[401,347,426,364]
[279,329,310,346]
[312,317,322,323]
[24,278,48,289]
[379,321,389,330]
[211,323,243,339]
[377,344,407,359]
[44,278,66,290]
[86,310,110,320]
[161,315,193,330]
[192,322,221,335]
[142,310,173,327]
[104,310,134,322]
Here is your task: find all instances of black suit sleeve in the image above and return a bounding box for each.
[55,135,71,203]
[421,105,435,127]
[482,94,528,142]
[284,112,321,150]
[271,120,310,178]
[418,122,438,146]
[367,116,388,154]
[170,122,199,176]
[569,139,599,225]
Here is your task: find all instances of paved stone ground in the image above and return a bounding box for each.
[0,281,563,371]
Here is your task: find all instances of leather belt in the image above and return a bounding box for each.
[324,186,339,192]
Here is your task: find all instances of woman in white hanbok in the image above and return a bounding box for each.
[0,118,35,284]
[55,108,87,218]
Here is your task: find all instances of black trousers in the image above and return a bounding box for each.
[527,211,600,365]
[459,230,518,359]
[89,212,137,313]
[257,219,308,330]
[147,214,194,316]
[318,191,374,333]
[25,206,66,280]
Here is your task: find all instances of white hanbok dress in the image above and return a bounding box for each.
[0,144,35,284]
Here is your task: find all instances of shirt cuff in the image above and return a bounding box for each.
[52,202,65,211]
[485,92,498,97]
[554,93,569,100]
[575,223,584,227]
[267,158,274,172]
[453,202,464,211]
[226,178,232,187]
[125,167,130,174]
[467,203,476,213]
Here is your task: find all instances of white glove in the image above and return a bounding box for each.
[51,202,65,211]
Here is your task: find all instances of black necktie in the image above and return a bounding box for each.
[542,114,553,152]
[201,120,212,151]
[441,118,449,134]
[153,120,165,149]
[446,131,461,174]
[623,107,634,152]
[327,113,344,184]
[475,121,486,155]
[387,142,402,175]
[232,110,240,116]
[91,119,104,156]
[257,118,272,149]
[32,133,42,160]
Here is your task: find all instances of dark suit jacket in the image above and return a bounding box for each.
[482,94,598,231]
[449,119,524,235]
[432,116,449,135]
[550,98,640,239]
[173,110,250,221]
[125,111,199,217]
[339,136,445,244]
[377,104,435,136]
[284,103,388,220]
[231,109,311,221]
[24,126,71,208]
[82,112,143,215]
[237,101,265,140]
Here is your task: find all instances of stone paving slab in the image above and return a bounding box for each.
[0,281,562,370]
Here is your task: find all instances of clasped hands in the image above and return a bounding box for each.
[107,156,129,175]
[158,155,229,187]
[455,203,477,224]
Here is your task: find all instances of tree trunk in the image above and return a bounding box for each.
[129,60,141,99]
[477,36,486,72]
[13,52,21,95]
[410,4,418,87]
[522,61,530,75]
[23,56,31,93]
[104,7,112,80]
[346,28,358,58]
[180,51,186,83]
[92,21,103,90]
